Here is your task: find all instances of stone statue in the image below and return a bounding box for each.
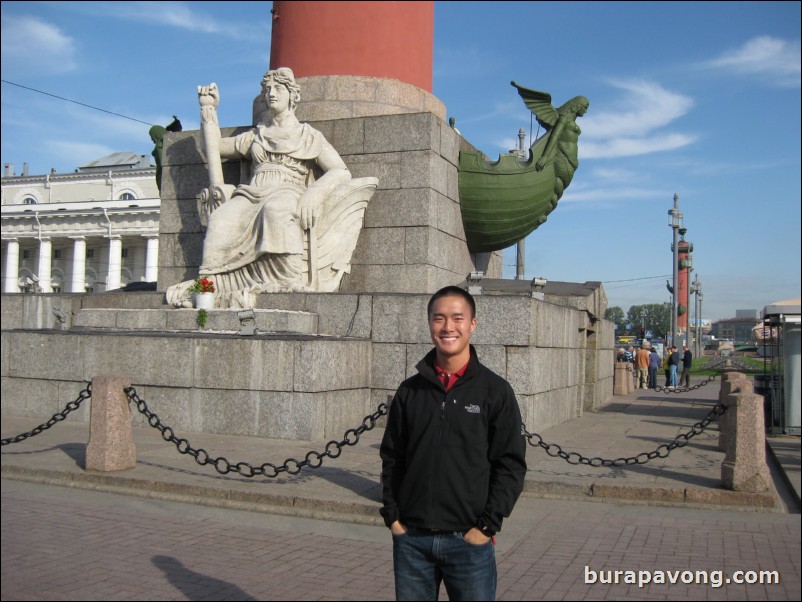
[167,67,377,309]
[149,116,182,192]
[458,83,589,253]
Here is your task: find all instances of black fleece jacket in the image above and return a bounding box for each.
[380,346,527,534]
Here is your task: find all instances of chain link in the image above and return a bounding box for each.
[653,373,718,393]
[0,379,731,473]
[1,382,92,446]
[523,402,727,467]
[124,386,388,478]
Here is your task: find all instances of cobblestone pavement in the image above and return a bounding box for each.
[2,479,799,601]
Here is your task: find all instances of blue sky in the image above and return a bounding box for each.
[2,1,800,322]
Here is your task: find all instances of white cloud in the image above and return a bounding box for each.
[581,133,697,159]
[589,167,640,182]
[576,80,696,159]
[581,80,694,139]
[701,36,801,88]
[48,141,117,168]
[0,14,77,75]
[80,1,265,42]
[560,185,664,203]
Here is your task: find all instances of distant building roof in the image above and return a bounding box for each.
[763,297,801,318]
[713,316,760,324]
[77,152,152,172]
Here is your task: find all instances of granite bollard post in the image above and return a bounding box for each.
[720,384,771,492]
[717,372,751,452]
[614,362,631,395]
[86,375,136,471]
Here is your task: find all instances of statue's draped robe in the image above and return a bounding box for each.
[200,123,328,293]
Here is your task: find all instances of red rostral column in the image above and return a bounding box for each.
[269,1,433,91]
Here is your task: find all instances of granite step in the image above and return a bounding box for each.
[72,308,319,335]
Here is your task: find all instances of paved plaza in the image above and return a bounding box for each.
[2,379,800,600]
[2,479,799,601]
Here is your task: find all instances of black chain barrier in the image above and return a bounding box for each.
[0,382,92,446]
[1,380,729,472]
[523,402,727,467]
[653,373,718,393]
[124,385,388,477]
[622,360,758,394]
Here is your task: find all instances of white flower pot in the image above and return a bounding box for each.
[193,292,215,310]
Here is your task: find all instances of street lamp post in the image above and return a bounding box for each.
[642,309,647,341]
[668,193,683,348]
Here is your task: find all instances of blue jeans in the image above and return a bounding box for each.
[669,364,678,387]
[392,528,496,601]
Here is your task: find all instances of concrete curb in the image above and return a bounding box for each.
[1,464,385,526]
[2,461,779,523]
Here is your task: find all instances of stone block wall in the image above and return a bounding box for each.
[1,328,372,442]
[2,290,614,441]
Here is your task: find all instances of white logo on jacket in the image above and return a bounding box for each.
[465,404,481,414]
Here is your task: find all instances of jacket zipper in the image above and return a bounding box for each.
[429,393,447,529]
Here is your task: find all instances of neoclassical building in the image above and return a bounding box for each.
[1,152,160,293]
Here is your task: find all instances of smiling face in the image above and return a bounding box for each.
[428,294,476,369]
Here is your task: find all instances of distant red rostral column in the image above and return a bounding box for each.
[266,1,445,122]
[677,240,693,332]
[270,0,433,91]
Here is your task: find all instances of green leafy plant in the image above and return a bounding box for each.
[197,308,208,329]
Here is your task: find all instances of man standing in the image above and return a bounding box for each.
[635,344,650,389]
[380,286,527,601]
[668,346,681,388]
[680,344,693,388]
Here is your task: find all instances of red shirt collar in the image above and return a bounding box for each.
[434,360,469,391]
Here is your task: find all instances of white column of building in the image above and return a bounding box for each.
[70,237,87,293]
[106,236,122,291]
[145,236,159,283]
[3,239,20,293]
[37,238,53,292]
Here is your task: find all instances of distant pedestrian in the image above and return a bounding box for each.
[668,346,681,388]
[662,351,671,387]
[648,347,660,389]
[627,346,636,386]
[680,345,693,388]
[635,344,650,389]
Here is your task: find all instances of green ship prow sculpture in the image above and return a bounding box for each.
[459,82,589,253]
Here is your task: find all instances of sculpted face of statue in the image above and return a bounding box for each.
[265,81,292,114]
[261,68,301,113]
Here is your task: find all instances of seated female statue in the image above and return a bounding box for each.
[168,67,375,309]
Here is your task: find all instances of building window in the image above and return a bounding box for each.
[23,197,38,205]
[53,249,62,259]
[86,249,95,258]
[22,250,30,260]
[121,248,129,258]
[119,192,136,201]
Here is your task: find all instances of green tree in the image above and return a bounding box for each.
[605,306,626,333]
[626,304,671,339]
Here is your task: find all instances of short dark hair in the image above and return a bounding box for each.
[427,286,476,318]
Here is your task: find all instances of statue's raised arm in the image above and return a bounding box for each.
[166,68,377,309]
